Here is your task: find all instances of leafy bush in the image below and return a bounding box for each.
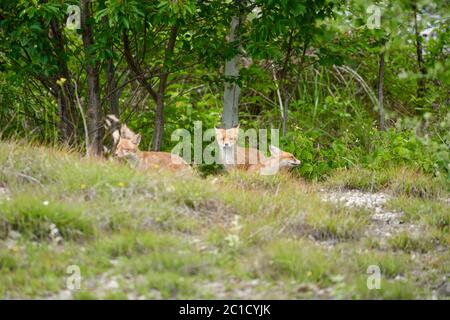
[276,95,449,180]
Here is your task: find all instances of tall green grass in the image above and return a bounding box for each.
[0,140,448,299]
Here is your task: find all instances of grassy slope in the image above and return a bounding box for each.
[0,141,448,299]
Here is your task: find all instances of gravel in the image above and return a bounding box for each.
[320,189,421,244]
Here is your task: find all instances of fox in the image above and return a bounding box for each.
[104,114,136,156]
[215,126,300,175]
[115,134,192,173]
[247,144,301,175]
[215,126,267,171]
[114,128,192,174]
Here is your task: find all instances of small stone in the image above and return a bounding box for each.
[8,230,21,240]
[105,278,120,290]
[110,259,119,266]
[56,290,72,300]
[394,275,407,282]
[436,281,450,297]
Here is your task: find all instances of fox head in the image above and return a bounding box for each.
[215,125,239,148]
[268,145,301,169]
[114,134,141,158]
[105,115,139,157]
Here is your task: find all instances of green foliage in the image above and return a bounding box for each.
[1,0,448,182]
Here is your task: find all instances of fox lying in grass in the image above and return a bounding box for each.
[247,144,301,175]
[114,133,192,173]
[106,115,192,174]
[215,126,300,174]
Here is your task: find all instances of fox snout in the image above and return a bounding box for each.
[290,158,301,167]
[215,126,238,149]
[114,149,123,158]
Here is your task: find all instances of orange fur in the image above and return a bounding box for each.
[215,126,266,171]
[115,134,192,174]
[215,127,300,174]
[247,145,301,175]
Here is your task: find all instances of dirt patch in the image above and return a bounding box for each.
[196,278,336,299]
[320,189,421,245]
[45,272,156,300]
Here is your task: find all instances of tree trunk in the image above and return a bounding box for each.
[49,19,78,144]
[56,86,76,142]
[377,49,386,131]
[152,95,165,151]
[413,3,426,99]
[106,54,119,117]
[152,25,178,151]
[102,15,119,117]
[280,29,294,137]
[81,0,103,156]
[222,15,242,129]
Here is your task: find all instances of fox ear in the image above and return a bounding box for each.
[112,129,120,144]
[120,124,128,136]
[229,125,239,135]
[215,127,223,135]
[132,134,141,145]
[269,145,282,156]
[120,124,136,139]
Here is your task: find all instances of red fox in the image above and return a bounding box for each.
[247,144,301,175]
[215,126,300,174]
[215,126,267,171]
[114,130,192,174]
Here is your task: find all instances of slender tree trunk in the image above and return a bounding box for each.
[222,15,242,129]
[152,95,165,151]
[122,32,158,102]
[377,49,386,131]
[81,0,103,156]
[38,0,77,143]
[413,3,426,99]
[56,87,73,142]
[279,29,294,137]
[122,24,177,151]
[49,19,78,144]
[106,54,119,116]
[122,30,159,149]
[102,16,119,117]
[152,25,177,151]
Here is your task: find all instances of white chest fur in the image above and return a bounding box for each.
[218,145,236,168]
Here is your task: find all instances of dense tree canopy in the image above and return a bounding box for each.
[0,0,448,178]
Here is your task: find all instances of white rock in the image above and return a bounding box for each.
[105,278,120,290]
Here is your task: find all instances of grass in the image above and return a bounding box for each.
[0,140,448,299]
[386,197,450,247]
[325,166,448,198]
[1,195,95,241]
